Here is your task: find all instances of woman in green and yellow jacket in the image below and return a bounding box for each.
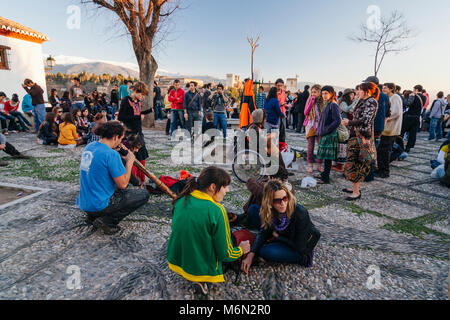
[167,166,250,294]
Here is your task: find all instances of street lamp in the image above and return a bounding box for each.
[45,55,56,71]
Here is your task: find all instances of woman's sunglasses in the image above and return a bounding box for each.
[273,196,289,205]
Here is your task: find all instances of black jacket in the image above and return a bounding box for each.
[251,204,321,256]
[118,96,152,134]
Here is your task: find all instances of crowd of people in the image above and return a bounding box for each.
[1,74,449,296]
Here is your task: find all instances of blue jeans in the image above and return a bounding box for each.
[33,104,47,131]
[154,101,164,121]
[10,111,32,130]
[429,118,443,140]
[0,114,19,131]
[214,113,228,138]
[72,102,84,111]
[170,109,185,136]
[247,204,313,266]
[248,205,262,230]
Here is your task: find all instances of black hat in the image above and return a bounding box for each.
[363,76,379,86]
[321,85,335,93]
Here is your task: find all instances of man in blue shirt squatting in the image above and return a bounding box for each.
[76,121,150,235]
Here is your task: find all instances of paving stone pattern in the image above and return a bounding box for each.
[0,129,448,300]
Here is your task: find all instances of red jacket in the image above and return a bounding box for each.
[168,88,185,110]
[4,100,20,114]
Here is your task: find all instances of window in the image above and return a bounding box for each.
[0,46,11,70]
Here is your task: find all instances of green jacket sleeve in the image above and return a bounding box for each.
[212,206,243,263]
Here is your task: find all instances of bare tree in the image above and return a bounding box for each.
[350,10,417,77]
[247,35,261,81]
[80,0,180,127]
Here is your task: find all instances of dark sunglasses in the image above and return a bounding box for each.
[273,196,289,205]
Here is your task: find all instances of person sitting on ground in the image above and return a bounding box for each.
[0,92,21,134]
[430,140,450,169]
[5,94,32,132]
[390,136,408,163]
[202,112,218,147]
[77,121,150,235]
[86,113,107,145]
[60,91,72,113]
[73,108,89,137]
[37,112,59,145]
[0,133,30,166]
[58,112,80,148]
[81,107,93,124]
[52,106,63,125]
[440,155,450,188]
[167,166,250,295]
[241,180,321,274]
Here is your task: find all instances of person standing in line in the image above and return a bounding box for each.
[210,84,229,139]
[361,76,389,183]
[264,87,285,133]
[304,85,324,174]
[118,82,152,184]
[184,82,202,139]
[255,86,266,109]
[201,83,212,128]
[428,92,447,141]
[315,86,342,184]
[376,83,403,178]
[401,85,427,153]
[296,86,310,133]
[119,80,133,102]
[153,81,164,121]
[341,82,379,201]
[164,86,174,136]
[22,79,47,133]
[276,79,287,143]
[169,80,186,137]
[69,77,87,111]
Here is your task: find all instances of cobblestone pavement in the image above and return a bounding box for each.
[0,128,448,300]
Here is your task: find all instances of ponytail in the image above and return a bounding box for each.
[173,166,231,205]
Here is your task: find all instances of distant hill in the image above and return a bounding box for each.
[50,62,226,84]
[51,62,139,78]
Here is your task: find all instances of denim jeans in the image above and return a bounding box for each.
[0,113,20,131]
[170,109,185,136]
[429,117,443,140]
[214,113,228,138]
[247,204,312,266]
[154,101,164,121]
[10,111,32,130]
[72,102,85,111]
[186,110,201,136]
[33,104,47,131]
[86,189,150,227]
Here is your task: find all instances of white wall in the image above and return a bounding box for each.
[0,35,47,111]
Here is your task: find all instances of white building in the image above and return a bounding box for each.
[226,74,241,89]
[0,16,49,109]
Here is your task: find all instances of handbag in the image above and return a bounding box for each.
[337,124,349,142]
[356,128,376,163]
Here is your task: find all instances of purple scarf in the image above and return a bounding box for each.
[272,213,291,232]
